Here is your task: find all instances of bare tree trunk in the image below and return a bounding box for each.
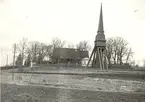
[117,54,119,64]
[126,48,133,63]
[120,56,122,65]
[113,51,117,64]
[107,54,111,68]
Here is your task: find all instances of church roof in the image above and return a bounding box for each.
[52,48,89,59]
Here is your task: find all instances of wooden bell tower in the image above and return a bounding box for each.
[87,4,108,71]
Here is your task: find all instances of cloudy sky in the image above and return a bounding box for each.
[0,0,145,66]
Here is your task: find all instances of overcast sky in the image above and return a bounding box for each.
[0,0,145,66]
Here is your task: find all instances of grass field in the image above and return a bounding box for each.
[6,66,145,81]
[1,66,145,102]
[1,83,145,102]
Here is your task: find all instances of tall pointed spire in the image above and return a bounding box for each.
[97,3,104,34]
[87,3,108,70]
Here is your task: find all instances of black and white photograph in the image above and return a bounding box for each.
[0,0,145,102]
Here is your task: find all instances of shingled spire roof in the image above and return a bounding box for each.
[97,4,104,33]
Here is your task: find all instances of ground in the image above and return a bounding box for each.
[1,67,145,102]
[1,83,145,102]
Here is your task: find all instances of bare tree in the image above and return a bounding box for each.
[26,41,40,63]
[37,43,49,64]
[76,40,91,51]
[67,43,75,48]
[106,38,114,67]
[25,38,66,64]
[24,53,31,66]
[51,38,66,48]
[15,54,23,66]
[116,37,128,65]
[106,37,119,64]
[45,45,53,58]
[126,48,134,63]
[106,37,132,65]
[17,37,28,65]
[27,42,49,64]
[49,38,66,60]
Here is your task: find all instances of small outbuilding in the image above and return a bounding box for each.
[52,48,89,64]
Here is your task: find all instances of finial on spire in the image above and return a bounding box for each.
[97,3,104,34]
